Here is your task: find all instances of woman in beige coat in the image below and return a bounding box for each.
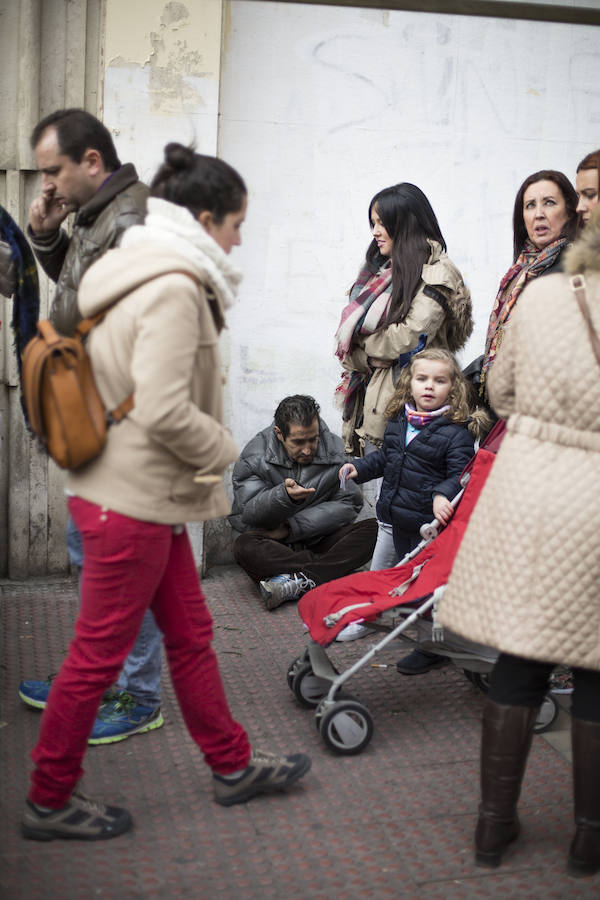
[22,145,310,843]
[439,207,600,876]
[334,183,472,590]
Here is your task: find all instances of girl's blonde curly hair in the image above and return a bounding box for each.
[385,348,490,437]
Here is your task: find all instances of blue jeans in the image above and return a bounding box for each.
[66,514,162,707]
[369,521,398,570]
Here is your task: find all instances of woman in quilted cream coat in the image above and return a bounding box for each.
[439,206,600,877]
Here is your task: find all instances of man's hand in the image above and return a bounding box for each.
[433,494,454,526]
[258,523,290,541]
[29,194,75,235]
[284,478,315,502]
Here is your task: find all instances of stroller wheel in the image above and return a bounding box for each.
[291,662,330,708]
[286,652,309,691]
[317,700,374,755]
[533,694,559,734]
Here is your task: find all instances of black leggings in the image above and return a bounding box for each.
[489,653,600,724]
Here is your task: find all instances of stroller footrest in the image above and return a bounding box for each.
[307,642,339,682]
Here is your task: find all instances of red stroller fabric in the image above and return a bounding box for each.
[298,445,498,646]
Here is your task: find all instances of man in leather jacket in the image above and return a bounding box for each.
[229,395,377,610]
[27,108,148,336]
[18,110,164,745]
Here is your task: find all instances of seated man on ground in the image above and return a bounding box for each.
[229,395,377,611]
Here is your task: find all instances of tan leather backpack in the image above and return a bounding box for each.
[22,311,133,470]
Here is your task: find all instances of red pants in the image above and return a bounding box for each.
[29,496,250,808]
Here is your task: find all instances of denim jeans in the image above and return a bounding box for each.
[369,521,398,570]
[66,513,162,707]
[363,442,399,571]
[31,499,250,807]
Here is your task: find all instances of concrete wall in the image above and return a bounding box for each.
[102,0,224,566]
[219,2,599,448]
[2,0,599,574]
[0,0,104,577]
[99,1,599,570]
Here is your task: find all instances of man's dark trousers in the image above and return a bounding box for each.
[233,518,378,585]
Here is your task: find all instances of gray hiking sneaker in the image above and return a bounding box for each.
[259,572,316,610]
[21,789,132,841]
[213,748,312,806]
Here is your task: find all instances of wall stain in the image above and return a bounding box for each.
[144,3,208,112]
[106,2,215,113]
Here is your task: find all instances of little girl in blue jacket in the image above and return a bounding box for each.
[339,347,480,674]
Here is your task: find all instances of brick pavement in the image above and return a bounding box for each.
[0,566,596,899]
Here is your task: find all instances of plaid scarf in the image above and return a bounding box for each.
[0,205,40,375]
[334,261,392,360]
[334,262,392,423]
[404,402,450,428]
[480,237,567,392]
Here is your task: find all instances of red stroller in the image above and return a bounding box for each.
[289,423,559,754]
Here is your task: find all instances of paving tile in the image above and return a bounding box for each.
[0,567,596,899]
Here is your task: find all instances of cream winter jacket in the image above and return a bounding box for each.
[66,199,240,525]
[438,211,600,671]
[341,241,472,451]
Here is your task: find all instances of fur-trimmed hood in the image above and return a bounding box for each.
[422,240,473,352]
[564,204,600,275]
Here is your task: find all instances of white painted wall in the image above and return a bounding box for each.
[102,0,225,564]
[218,2,599,450]
[99,0,599,566]
[103,0,223,177]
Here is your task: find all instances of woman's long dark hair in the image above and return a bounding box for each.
[366,183,446,328]
[512,170,577,261]
[150,143,246,222]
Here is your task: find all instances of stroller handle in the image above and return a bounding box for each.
[419,484,466,541]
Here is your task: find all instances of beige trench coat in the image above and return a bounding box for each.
[341,242,472,451]
[438,249,600,672]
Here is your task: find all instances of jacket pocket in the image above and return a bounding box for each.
[169,466,220,504]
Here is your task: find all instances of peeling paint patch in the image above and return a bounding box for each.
[108,55,136,68]
[161,1,189,26]
[104,0,222,85]
[143,3,210,112]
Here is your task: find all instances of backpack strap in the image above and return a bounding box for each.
[107,394,134,424]
[73,269,204,423]
[37,318,64,345]
[571,274,600,368]
[74,269,204,337]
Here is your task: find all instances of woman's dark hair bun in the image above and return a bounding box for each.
[164,142,196,172]
[150,142,247,223]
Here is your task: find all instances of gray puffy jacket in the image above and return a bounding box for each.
[228,418,363,546]
[28,163,148,336]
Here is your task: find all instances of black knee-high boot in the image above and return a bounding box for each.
[567,717,600,877]
[475,698,538,868]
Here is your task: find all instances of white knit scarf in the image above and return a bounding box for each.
[121,197,242,309]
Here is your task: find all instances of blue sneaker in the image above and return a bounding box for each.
[18,679,120,712]
[18,678,54,709]
[88,691,164,745]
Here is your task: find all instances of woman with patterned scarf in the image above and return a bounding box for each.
[479,170,578,402]
[333,183,472,584]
